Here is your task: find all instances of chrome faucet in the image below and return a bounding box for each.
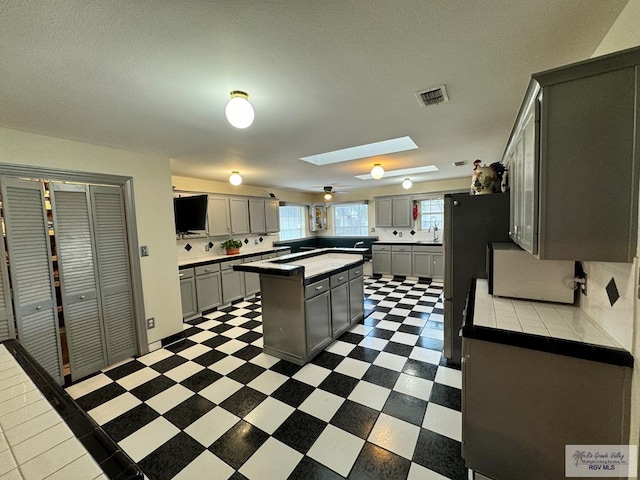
[353,241,365,248]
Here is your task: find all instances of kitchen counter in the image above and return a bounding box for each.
[178,246,291,268]
[373,240,443,246]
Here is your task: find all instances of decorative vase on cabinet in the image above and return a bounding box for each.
[471,164,497,195]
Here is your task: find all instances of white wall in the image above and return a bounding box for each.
[0,127,183,346]
[585,0,640,460]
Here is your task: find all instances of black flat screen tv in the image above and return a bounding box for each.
[174,195,208,234]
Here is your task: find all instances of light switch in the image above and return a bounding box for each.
[140,245,149,257]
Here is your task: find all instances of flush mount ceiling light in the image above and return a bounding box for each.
[225,91,254,129]
[402,178,413,189]
[370,164,385,180]
[323,186,333,201]
[229,171,242,186]
[355,164,438,180]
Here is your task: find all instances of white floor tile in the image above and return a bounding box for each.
[368,413,420,459]
[389,308,412,317]
[19,437,86,480]
[348,381,390,410]
[413,305,434,313]
[222,326,249,339]
[118,417,180,462]
[116,367,159,390]
[12,421,73,465]
[408,461,450,479]
[421,328,444,340]
[198,318,222,328]
[226,316,251,326]
[358,336,388,351]
[244,397,295,434]
[334,358,370,379]
[307,424,364,477]
[404,318,427,328]
[146,384,194,414]
[199,377,243,404]
[188,330,216,344]
[164,361,204,382]
[293,364,331,387]
[299,389,345,422]
[4,410,63,447]
[0,398,53,431]
[390,332,420,345]
[373,352,407,372]
[377,300,398,308]
[216,339,246,355]
[249,353,280,369]
[88,392,142,425]
[348,324,373,336]
[325,341,355,356]
[185,407,240,447]
[422,403,462,442]
[247,370,288,395]
[65,374,112,399]
[434,366,462,389]
[374,320,402,331]
[173,451,234,480]
[43,454,103,480]
[208,356,245,375]
[394,373,433,401]
[177,343,213,360]
[409,347,441,365]
[240,437,303,480]
[136,348,173,366]
[429,313,444,322]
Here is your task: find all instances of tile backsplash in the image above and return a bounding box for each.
[578,260,636,351]
[177,234,277,262]
[374,226,443,243]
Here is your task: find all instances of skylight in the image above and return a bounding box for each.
[300,136,418,165]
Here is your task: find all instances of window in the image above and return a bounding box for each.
[333,203,368,236]
[279,205,305,240]
[420,197,444,232]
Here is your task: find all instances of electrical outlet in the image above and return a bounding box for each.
[205,244,210,251]
[399,232,403,237]
[254,238,259,245]
[140,245,149,257]
[147,317,155,329]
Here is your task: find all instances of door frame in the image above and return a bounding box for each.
[0,162,149,356]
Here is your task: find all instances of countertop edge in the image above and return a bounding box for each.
[178,246,291,268]
[462,279,634,368]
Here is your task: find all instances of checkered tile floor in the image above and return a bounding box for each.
[66,276,467,480]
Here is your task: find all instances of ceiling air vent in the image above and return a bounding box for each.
[452,160,467,167]
[415,85,449,107]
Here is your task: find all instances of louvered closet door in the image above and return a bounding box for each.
[0,216,15,342]
[90,185,137,364]
[1,178,62,383]
[50,183,107,380]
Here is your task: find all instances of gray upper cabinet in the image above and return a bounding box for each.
[229,198,250,234]
[375,197,412,228]
[505,47,640,262]
[207,196,230,237]
[249,198,280,234]
[265,199,280,233]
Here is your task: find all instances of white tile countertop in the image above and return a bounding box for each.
[473,279,622,348]
[178,246,290,267]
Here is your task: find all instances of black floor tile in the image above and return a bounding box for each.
[362,365,400,390]
[288,456,344,480]
[149,355,188,374]
[383,391,428,426]
[398,324,422,335]
[74,383,127,411]
[210,323,235,334]
[349,442,412,480]
[270,360,303,377]
[348,346,381,363]
[402,359,438,381]
[226,363,265,384]
[271,379,315,408]
[101,404,160,442]
[181,326,202,338]
[219,386,267,417]
[429,382,462,412]
[180,369,222,393]
[369,328,395,340]
[191,349,227,367]
[165,339,197,354]
[164,394,216,430]
[209,420,269,470]
[318,372,359,398]
[103,360,146,381]
[416,336,444,352]
[201,335,231,350]
[383,342,414,357]
[339,332,365,345]
[384,314,406,323]
[186,317,207,325]
[413,429,467,480]
[439,356,461,370]
[129,375,176,402]
[329,399,379,439]
[238,319,261,329]
[137,432,205,480]
[232,344,262,361]
[408,311,431,320]
[396,302,416,311]
[311,351,344,370]
[272,410,327,454]
[235,331,262,345]
[240,310,261,320]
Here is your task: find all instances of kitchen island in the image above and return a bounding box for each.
[235,248,366,365]
[462,279,634,480]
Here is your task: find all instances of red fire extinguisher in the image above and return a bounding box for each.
[413,203,418,220]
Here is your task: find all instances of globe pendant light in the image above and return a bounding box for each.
[229,171,243,186]
[402,178,413,189]
[225,91,255,129]
[370,163,385,180]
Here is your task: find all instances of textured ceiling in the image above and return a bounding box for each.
[0,1,628,192]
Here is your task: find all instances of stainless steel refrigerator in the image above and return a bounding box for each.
[444,192,510,364]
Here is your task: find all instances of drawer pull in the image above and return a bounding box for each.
[354,270,361,275]
[204,268,212,272]
[79,295,85,300]
[338,276,345,281]
[36,305,42,310]
[178,273,184,278]
[315,285,324,291]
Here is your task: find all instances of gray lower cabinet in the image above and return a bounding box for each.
[372,245,391,275]
[412,249,444,280]
[305,288,332,359]
[179,268,197,318]
[349,267,364,324]
[432,253,444,279]
[221,259,245,304]
[244,270,260,297]
[391,245,412,276]
[195,264,222,312]
[330,273,350,337]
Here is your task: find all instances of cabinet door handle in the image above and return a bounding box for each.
[179,273,184,278]
[315,285,323,291]
[354,270,360,275]
[79,295,85,300]
[36,305,42,310]
[204,268,212,272]
[338,276,345,281]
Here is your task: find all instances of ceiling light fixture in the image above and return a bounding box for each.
[229,171,243,186]
[402,178,413,189]
[225,91,254,129]
[323,186,333,201]
[370,163,385,180]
